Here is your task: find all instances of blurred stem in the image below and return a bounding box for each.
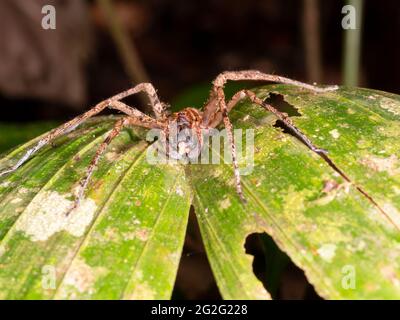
[342,0,364,86]
[97,0,150,108]
[303,0,322,83]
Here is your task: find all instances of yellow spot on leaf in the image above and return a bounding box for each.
[219,197,231,209]
[105,151,119,162]
[10,198,22,204]
[126,281,156,300]
[380,265,400,287]
[381,203,400,231]
[360,154,399,176]
[56,258,108,298]
[0,245,6,258]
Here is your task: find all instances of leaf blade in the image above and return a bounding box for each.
[0,116,191,299]
[190,85,400,299]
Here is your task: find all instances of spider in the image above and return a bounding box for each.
[0,70,338,214]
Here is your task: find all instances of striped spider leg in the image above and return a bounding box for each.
[68,101,165,215]
[202,70,338,202]
[0,83,167,214]
[0,70,339,211]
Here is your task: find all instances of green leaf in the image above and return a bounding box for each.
[189,85,400,299]
[0,122,59,154]
[0,116,191,299]
[0,85,400,299]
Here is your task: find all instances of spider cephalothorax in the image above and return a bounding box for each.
[0,70,338,214]
[167,108,204,161]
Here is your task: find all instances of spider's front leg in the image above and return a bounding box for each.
[0,100,109,178]
[205,87,331,203]
[0,83,166,177]
[111,83,169,120]
[203,70,338,124]
[208,86,246,203]
[202,70,338,202]
[67,108,163,215]
[212,70,338,93]
[212,89,328,155]
[67,116,128,215]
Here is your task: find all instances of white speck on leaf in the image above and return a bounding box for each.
[360,154,399,176]
[62,259,96,293]
[392,186,400,195]
[0,181,11,188]
[57,258,108,298]
[317,244,337,262]
[105,151,119,161]
[219,197,231,209]
[176,186,184,197]
[380,97,400,115]
[134,228,150,241]
[382,203,400,230]
[10,198,22,204]
[15,191,97,242]
[0,245,6,258]
[380,265,400,287]
[329,129,340,139]
[18,187,29,194]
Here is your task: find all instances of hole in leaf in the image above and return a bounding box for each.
[245,232,322,300]
[172,208,222,300]
[265,93,304,135]
[273,119,292,135]
[265,93,302,117]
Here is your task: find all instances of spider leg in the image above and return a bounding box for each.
[108,100,164,129]
[212,70,338,93]
[0,101,108,178]
[66,111,160,216]
[66,117,127,215]
[215,88,246,203]
[0,93,163,177]
[208,86,330,202]
[214,89,327,155]
[111,83,168,120]
[203,70,338,126]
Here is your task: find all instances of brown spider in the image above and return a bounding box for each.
[0,70,338,214]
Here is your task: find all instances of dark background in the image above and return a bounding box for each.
[1,0,399,121]
[0,0,398,299]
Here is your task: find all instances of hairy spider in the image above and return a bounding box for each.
[0,70,338,214]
